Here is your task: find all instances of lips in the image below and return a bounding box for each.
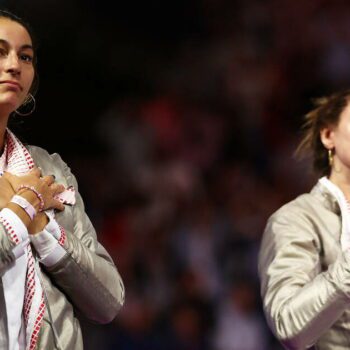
[0,80,23,91]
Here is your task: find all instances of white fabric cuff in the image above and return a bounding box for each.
[30,230,66,267]
[43,212,62,240]
[40,243,67,267]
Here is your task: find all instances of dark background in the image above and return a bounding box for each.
[2,0,350,349]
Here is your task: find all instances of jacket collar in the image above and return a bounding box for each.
[311,181,341,215]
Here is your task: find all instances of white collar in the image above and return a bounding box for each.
[319,176,350,250]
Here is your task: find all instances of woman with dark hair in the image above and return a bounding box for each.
[0,10,125,350]
[259,90,350,349]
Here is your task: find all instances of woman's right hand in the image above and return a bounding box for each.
[3,168,65,212]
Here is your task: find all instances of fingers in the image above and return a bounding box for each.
[50,183,65,195]
[51,199,65,212]
[4,169,66,211]
[2,172,18,190]
[43,182,66,211]
[5,167,41,178]
[42,175,55,186]
[2,171,13,180]
[4,168,42,189]
[29,167,42,177]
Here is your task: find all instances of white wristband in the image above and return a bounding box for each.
[10,195,37,221]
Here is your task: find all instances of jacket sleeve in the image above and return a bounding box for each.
[0,224,17,274]
[42,153,125,324]
[259,209,350,350]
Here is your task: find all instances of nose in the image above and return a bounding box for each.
[4,51,20,76]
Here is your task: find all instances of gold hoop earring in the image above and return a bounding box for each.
[15,94,36,116]
[328,149,334,168]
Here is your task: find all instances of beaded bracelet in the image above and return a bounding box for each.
[16,185,45,212]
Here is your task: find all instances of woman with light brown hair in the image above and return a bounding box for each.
[259,90,350,349]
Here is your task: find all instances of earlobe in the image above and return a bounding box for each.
[320,127,334,150]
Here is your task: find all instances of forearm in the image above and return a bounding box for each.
[264,253,350,349]
[45,228,125,323]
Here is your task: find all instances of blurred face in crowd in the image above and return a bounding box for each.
[0,17,34,115]
[321,101,350,177]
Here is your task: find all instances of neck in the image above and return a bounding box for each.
[329,167,350,201]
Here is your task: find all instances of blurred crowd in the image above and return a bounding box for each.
[75,1,350,349]
[13,0,350,349]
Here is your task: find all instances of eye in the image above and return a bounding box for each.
[19,54,33,63]
[0,48,7,57]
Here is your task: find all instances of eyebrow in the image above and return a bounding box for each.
[0,39,33,51]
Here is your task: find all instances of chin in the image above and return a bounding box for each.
[0,92,23,109]
[0,100,20,115]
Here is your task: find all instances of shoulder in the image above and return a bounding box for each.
[26,145,69,170]
[269,180,339,226]
[27,145,62,163]
[259,191,324,274]
[263,190,329,247]
[26,145,75,186]
[270,192,320,224]
[261,187,338,255]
